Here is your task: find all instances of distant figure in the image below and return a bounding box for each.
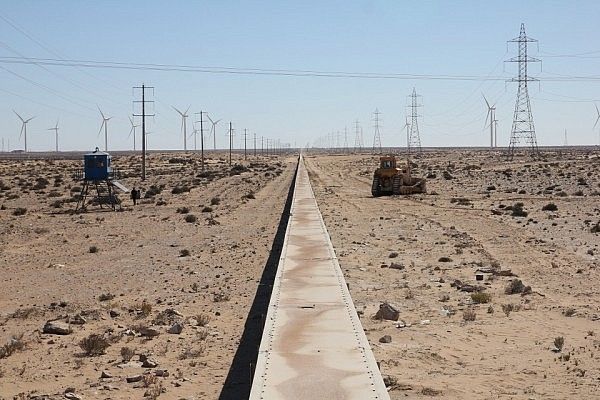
[131,187,139,206]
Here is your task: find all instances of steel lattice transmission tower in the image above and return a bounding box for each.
[354,119,363,152]
[372,108,382,153]
[506,23,541,160]
[407,87,422,154]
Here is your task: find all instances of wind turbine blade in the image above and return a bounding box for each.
[25,116,35,123]
[19,125,24,139]
[128,126,134,138]
[595,104,600,128]
[129,116,134,126]
[97,105,106,120]
[483,94,491,109]
[13,110,24,122]
[172,106,183,116]
[98,121,105,137]
[214,119,221,125]
[206,114,214,124]
[484,110,490,129]
[184,106,190,115]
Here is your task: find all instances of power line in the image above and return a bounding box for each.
[1,56,600,82]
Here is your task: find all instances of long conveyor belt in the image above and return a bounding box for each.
[249,156,390,400]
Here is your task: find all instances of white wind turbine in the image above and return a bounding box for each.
[401,117,410,150]
[13,110,35,152]
[128,116,139,151]
[173,106,190,151]
[207,114,221,150]
[48,120,59,152]
[97,107,111,151]
[483,95,498,148]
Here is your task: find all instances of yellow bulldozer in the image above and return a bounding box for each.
[371,155,426,197]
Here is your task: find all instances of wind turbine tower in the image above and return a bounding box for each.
[407,88,422,154]
[594,104,600,145]
[128,116,139,151]
[484,95,498,149]
[97,107,111,152]
[13,111,35,152]
[48,121,59,152]
[207,114,221,150]
[173,106,190,151]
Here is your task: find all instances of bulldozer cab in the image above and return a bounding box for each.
[379,156,396,169]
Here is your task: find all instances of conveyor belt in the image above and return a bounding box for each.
[249,156,390,400]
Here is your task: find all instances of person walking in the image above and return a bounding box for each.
[131,187,138,206]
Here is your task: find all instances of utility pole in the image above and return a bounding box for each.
[228,122,233,166]
[343,126,348,153]
[506,23,541,160]
[372,109,382,153]
[133,84,155,181]
[243,128,248,160]
[261,136,264,156]
[407,88,423,155]
[195,111,206,171]
[253,132,257,157]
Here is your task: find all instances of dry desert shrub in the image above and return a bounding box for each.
[194,313,211,327]
[179,249,190,257]
[184,214,197,223]
[471,291,492,304]
[463,309,476,321]
[0,334,25,359]
[554,336,565,351]
[120,346,135,362]
[542,202,558,211]
[179,345,206,360]
[12,207,27,216]
[210,196,220,205]
[505,279,525,295]
[79,334,110,356]
[176,206,189,214]
[213,292,230,302]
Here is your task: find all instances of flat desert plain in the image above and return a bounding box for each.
[305,149,600,399]
[1,149,600,400]
[0,152,296,400]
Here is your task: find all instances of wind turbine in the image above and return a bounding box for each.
[48,120,59,152]
[483,95,498,149]
[128,116,139,151]
[207,114,221,150]
[97,107,111,151]
[401,117,410,151]
[13,111,35,152]
[173,106,190,151]
[594,103,600,145]
[190,123,199,151]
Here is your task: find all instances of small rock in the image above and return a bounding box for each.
[420,319,431,325]
[142,358,159,368]
[126,374,143,383]
[68,314,87,325]
[155,369,169,377]
[168,322,184,334]
[109,310,120,318]
[374,302,400,321]
[64,393,82,400]
[389,262,404,270]
[43,320,72,335]
[379,335,392,343]
[100,370,112,379]
[137,326,160,337]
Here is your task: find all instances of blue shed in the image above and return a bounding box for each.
[83,148,112,181]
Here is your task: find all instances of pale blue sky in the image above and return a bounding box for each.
[0,1,599,151]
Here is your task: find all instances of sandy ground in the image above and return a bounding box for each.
[0,152,295,400]
[304,149,600,399]
[2,148,600,400]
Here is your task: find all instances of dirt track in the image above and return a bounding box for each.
[305,150,600,399]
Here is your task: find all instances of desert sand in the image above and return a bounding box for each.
[1,148,599,400]
[304,149,600,399]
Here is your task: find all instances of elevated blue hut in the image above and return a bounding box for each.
[83,148,112,181]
